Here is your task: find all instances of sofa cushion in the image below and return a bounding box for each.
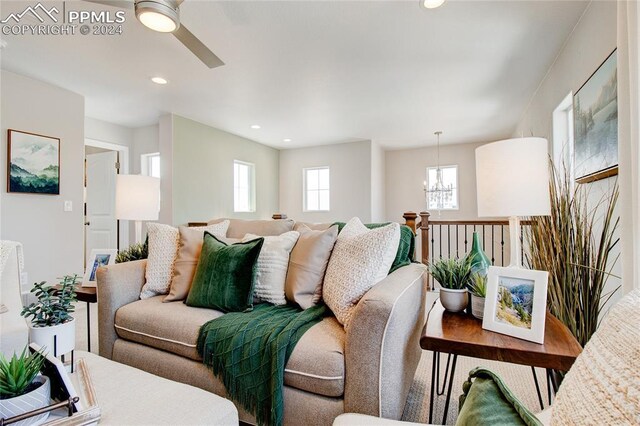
[115,295,224,360]
[114,297,345,397]
[208,218,295,239]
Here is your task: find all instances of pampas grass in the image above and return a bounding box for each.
[526,162,619,347]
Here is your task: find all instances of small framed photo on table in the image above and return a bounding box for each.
[482,266,548,344]
[83,249,117,287]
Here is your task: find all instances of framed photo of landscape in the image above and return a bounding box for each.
[482,266,548,344]
[83,249,117,287]
[7,129,60,194]
[573,49,618,184]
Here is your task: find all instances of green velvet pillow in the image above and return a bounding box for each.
[186,232,264,313]
[332,222,415,274]
[456,367,542,426]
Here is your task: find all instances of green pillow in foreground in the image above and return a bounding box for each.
[456,367,542,426]
[186,232,264,313]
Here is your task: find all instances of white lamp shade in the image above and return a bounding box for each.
[115,175,160,221]
[476,137,551,217]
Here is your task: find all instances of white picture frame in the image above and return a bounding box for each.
[83,249,117,287]
[482,266,549,344]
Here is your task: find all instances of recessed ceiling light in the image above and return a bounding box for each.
[251,125,261,129]
[151,77,168,85]
[422,0,445,9]
[283,138,292,142]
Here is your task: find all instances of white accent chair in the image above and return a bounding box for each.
[0,241,28,357]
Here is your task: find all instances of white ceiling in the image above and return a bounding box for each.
[0,0,588,149]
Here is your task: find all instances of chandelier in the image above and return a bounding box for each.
[424,131,453,212]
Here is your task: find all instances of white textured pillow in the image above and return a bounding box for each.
[242,231,299,305]
[322,217,400,329]
[141,221,229,299]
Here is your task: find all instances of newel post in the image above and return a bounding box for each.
[272,213,288,220]
[403,212,418,234]
[419,211,430,265]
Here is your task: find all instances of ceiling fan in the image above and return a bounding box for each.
[85,0,224,69]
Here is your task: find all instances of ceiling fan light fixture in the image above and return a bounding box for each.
[421,0,446,9]
[135,0,179,33]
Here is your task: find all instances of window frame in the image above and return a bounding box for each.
[141,152,160,178]
[233,160,256,213]
[303,166,330,212]
[426,164,459,211]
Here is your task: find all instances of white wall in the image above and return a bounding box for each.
[85,117,133,151]
[513,2,624,305]
[385,141,485,223]
[1,70,85,285]
[132,125,159,174]
[371,141,386,222]
[279,140,373,223]
[169,115,279,226]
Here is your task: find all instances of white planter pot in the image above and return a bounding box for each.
[28,318,75,356]
[0,375,51,426]
[439,288,468,313]
[471,294,486,319]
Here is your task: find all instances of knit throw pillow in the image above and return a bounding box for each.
[322,217,400,329]
[550,289,640,425]
[163,221,230,302]
[242,231,300,305]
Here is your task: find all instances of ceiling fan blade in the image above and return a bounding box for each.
[82,0,134,9]
[173,24,224,69]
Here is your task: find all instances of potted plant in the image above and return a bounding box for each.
[0,347,50,425]
[21,275,78,357]
[428,257,472,312]
[468,273,487,319]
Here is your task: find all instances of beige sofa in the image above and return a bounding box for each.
[97,219,427,426]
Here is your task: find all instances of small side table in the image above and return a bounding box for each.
[53,285,97,352]
[421,299,582,425]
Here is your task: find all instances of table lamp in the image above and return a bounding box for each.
[475,137,551,268]
[115,174,160,244]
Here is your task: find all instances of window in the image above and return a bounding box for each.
[426,165,458,210]
[304,167,330,211]
[141,152,160,178]
[552,92,574,180]
[234,160,255,212]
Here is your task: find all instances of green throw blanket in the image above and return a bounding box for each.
[197,303,328,426]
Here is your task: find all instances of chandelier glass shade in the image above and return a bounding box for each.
[424,131,453,211]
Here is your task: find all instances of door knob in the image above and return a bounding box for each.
[84,221,91,226]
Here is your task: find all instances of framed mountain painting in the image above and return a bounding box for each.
[573,49,618,184]
[7,129,60,194]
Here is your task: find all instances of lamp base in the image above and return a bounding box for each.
[508,216,524,268]
[134,221,143,245]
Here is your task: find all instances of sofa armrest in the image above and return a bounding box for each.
[344,262,428,419]
[96,260,146,359]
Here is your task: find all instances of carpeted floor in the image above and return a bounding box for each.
[74,296,549,425]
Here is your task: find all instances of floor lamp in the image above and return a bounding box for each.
[475,137,551,268]
[115,175,160,244]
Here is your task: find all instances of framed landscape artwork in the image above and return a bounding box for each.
[83,249,117,287]
[482,266,548,344]
[7,129,60,194]
[573,49,618,184]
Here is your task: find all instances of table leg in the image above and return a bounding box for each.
[531,367,544,410]
[436,353,452,396]
[547,368,559,401]
[86,302,91,353]
[429,351,437,424]
[441,354,458,425]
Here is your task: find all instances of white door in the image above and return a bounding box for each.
[85,151,118,264]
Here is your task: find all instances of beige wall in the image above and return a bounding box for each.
[279,140,373,223]
[169,115,279,226]
[1,70,85,285]
[371,141,386,222]
[132,125,159,174]
[385,141,485,223]
[513,2,625,304]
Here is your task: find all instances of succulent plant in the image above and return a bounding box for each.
[428,256,473,290]
[116,239,148,263]
[468,273,487,297]
[21,275,78,327]
[0,347,45,399]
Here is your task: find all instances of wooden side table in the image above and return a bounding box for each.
[421,299,582,424]
[53,285,97,352]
